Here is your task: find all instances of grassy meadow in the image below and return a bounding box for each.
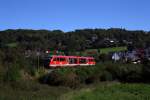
[1,82,150,100]
[80,46,127,56]
[100,46,127,54]
[61,82,150,100]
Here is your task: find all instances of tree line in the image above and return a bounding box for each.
[0,28,150,51]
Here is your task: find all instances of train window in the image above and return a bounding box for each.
[60,58,66,61]
[79,58,87,64]
[69,58,77,64]
[53,58,56,61]
[74,59,78,63]
[53,57,59,61]
[89,59,94,62]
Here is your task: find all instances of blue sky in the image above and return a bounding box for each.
[0,0,150,32]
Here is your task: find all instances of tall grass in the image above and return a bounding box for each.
[100,46,127,54]
[0,81,70,100]
[61,82,150,100]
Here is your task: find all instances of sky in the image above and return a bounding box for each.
[0,0,150,32]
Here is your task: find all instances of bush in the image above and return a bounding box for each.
[3,66,21,82]
[40,70,80,88]
[0,67,4,83]
[39,63,146,88]
[100,71,113,81]
[39,66,102,88]
[104,62,143,82]
[75,66,101,84]
[85,75,99,84]
[62,72,80,88]
[142,60,150,82]
[44,72,63,86]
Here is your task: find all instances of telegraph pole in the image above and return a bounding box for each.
[37,50,40,70]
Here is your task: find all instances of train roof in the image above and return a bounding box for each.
[50,55,94,59]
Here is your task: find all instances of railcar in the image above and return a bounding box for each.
[44,55,96,68]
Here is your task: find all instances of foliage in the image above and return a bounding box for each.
[99,46,127,54]
[0,81,70,100]
[61,82,150,100]
[0,28,149,51]
[101,62,143,82]
[39,62,148,88]
[0,28,150,99]
[142,60,150,82]
[3,66,21,82]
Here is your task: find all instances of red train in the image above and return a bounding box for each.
[44,55,96,68]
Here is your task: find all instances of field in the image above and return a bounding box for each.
[0,81,70,100]
[61,82,150,100]
[99,46,127,54]
[1,82,150,100]
[82,46,127,56]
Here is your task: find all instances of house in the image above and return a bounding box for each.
[112,52,120,61]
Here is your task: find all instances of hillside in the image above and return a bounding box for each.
[0,28,150,100]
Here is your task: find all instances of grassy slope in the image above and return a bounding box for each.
[0,81,70,100]
[84,46,127,56]
[0,79,150,100]
[100,46,127,54]
[61,82,150,100]
[6,43,18,47]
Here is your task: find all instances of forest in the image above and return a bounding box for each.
[0,28,150,50]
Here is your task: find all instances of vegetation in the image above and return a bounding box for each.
[39,62,145,88]
[99,46,127,54]
[0,81,70,100]
[1,81,150,100]
[0,28,149,51]
[0,28,150,99]
[61,82,150,100]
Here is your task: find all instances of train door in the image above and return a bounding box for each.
[68,57,78,66]
[88,58,95,65]
[59,57,68,66]
[79,57,88,66]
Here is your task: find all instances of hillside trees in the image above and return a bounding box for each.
[0,28,149,51]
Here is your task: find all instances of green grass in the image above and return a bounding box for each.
[0,81,70,100]
[6,43,18,47]
[99,46,127,54]
[82,46,127,56]
[46,46,127,56]
[61,82,150,100]
[1,81,150,100]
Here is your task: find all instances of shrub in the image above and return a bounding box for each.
[85,75,99,84]
[39,62,145,88]
[62,72,80,88]
[104,63,143,82]
[0,66,4,83]
[3,66,21,82]
[75,66,101,83]
[142,60,150,82]
[39,66,103,88]
[41,70,80,88]
[100,70,113,81]
[45,72,63,86]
